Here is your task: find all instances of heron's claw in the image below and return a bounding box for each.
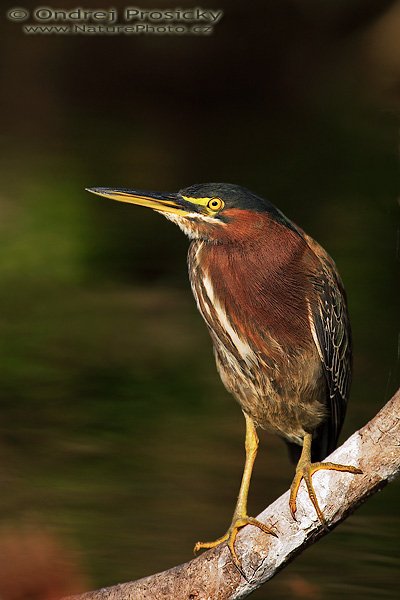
[289,461,363,528]
[194,516,277,578]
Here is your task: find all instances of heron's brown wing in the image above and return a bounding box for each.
[309,254,352,458]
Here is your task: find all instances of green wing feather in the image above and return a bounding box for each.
[310,257,352,458]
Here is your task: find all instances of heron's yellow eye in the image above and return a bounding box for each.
[207,197,224,212]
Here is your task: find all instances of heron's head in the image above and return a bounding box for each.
[86,183,296,243]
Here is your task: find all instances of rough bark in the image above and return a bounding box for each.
[70,388,400,600]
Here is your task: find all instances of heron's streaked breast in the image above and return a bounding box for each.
[188,241,260,371]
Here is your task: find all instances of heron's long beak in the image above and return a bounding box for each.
[86,187,192,216]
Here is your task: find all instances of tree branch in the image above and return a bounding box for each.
[71,388,400,600]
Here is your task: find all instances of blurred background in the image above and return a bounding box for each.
[0,0,399,598]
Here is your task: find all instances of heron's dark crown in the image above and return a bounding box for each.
[179,182,295,229]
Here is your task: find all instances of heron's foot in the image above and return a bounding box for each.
[289,461,363,528]
[194,516,277,576]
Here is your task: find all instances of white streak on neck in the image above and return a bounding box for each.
[202,275,257,366]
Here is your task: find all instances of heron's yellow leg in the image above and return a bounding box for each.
[289,432,363,528]
[194,412,276,574]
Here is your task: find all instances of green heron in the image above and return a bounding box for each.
[87,183,362,573]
